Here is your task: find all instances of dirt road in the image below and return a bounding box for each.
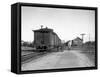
[22,50,94,71]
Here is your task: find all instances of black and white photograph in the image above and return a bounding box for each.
[21,5,97,71]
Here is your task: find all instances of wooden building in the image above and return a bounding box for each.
[72,37,83,46]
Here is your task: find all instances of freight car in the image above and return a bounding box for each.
[32,26,62,52]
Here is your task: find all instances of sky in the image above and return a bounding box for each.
[21,6,95,43]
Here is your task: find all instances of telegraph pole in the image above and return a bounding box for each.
[89,34,90,42]
[80,33,85,43]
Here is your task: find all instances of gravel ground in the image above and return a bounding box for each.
[21,50,94,71]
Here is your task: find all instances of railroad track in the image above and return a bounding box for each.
[21,52,46,63]
[21,48,60,64]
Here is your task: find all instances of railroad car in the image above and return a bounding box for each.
[32,26,62,51]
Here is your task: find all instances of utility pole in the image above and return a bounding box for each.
[89,34,90,42]
[80,33,85,43]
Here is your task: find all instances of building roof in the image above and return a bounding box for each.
[73,37,82,41]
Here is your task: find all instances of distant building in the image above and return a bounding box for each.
[32,26,61,49]
[72,37,83,46]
